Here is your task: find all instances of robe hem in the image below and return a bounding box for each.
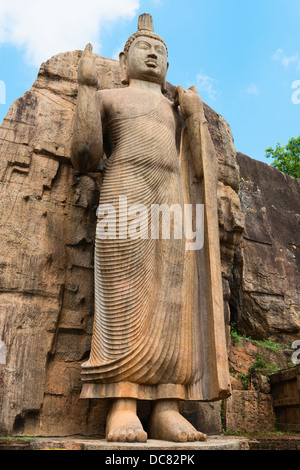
[80,381,229,402]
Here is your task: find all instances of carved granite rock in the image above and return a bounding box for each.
[230,153,300,343]
[0,50,243,436]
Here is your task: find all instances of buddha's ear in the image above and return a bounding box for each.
[119,52,129,85]
[161,61,169,94]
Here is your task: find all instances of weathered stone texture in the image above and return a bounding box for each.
[225,334,294,433]
[230,153,300,342]
[224,390,276,433]
[0,51,243,436]
[224,152,299,434]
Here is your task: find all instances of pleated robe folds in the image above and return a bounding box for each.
[80,96,231,402]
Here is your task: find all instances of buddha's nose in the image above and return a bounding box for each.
[148,52,158,60]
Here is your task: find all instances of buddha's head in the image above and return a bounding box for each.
[119,14,169,93]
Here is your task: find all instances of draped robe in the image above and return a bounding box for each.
[80,95,231,402]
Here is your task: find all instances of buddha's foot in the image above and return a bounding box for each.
[106,398,147,443]
[149,400,207,443]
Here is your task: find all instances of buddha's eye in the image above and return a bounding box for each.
[137,41,150,50]
[155,46,165,55]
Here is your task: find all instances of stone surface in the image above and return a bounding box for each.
[29,436,249,450]
[224,152,299,434]
[224,390,276,433]
[230,153,300,343]
[0,49,243,436]
[249,436,300,451]
[225,336,292,433]
[179,401,223,436]
[229,338,291,381]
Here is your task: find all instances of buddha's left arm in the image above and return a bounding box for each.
[174,86,217,183]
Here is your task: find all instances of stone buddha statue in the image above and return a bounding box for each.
[71,13,230,443]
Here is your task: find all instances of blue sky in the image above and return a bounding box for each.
[0,0,300,164]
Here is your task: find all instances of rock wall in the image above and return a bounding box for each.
[230,153,300,343]
[225,336,292,433]
[0,51,243,436]
[224,153,300,434]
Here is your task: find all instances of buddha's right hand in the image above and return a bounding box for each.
[78,43,99,88]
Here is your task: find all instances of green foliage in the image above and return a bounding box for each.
[230,323,282,351]
[238,372,251,389]
[0,436,34,442]
[252,338,282,352]
[230,323,241,346]
[249,354,280,379]
[266,136,300,178]
[223,429,251,438]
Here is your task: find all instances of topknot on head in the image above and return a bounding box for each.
[123,13,168,56]
[138,13,154,32]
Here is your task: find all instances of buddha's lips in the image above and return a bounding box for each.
[145,59,158,68]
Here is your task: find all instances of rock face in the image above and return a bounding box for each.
[230,153,300,343]
[225,336,292,433]
[0,51,243,436]
[223,153,300,434]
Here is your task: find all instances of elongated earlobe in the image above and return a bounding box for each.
[161,62,169,94]
[119,52,129,85]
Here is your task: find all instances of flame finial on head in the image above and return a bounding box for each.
[123,13,168,55]
[138,13,154,32]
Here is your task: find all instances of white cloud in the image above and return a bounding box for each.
[0,0,140,67]
[272,48,300,71]
[195,72,219,101]
[246,84,259,95]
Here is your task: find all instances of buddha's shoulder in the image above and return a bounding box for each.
[98,87,135,114]
[97,88,182,124]
[98,87,169,103]
[97,87,131,103]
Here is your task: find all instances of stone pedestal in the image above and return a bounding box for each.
[30,436,249,451]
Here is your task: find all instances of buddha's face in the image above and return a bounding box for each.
[124,36,168,86]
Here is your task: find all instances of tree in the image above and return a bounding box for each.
[265,135,300,179]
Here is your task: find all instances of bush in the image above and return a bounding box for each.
[266,136,300,179]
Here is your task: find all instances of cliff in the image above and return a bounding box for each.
[231,152,300,342]
[225,153,299,433]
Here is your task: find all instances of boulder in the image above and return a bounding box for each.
[230,153,300,343]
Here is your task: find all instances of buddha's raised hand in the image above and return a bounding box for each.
[173,85,203,121]
[78,43,99,88]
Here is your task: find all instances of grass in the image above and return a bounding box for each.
[237,372,251,389]
[230,324,242,346]
[230,323,282,351]
[0,436,35,442]
[252,339,282,352]
[250,354,280,376]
